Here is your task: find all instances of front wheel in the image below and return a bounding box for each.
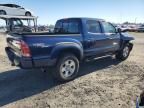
[25,12,31,16]
[53,53,79,82]
[116,44,131,61]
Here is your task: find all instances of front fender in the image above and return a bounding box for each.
[119,33,134,50]
[50,42,83,60]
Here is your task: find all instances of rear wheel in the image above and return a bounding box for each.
[53,53,79,82]
[116,44,131,61]
[0,10,6,15]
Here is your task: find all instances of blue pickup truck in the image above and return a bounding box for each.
[5,18,134,81]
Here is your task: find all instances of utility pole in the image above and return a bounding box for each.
[135,18,137,24]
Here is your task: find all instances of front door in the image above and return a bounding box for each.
[101,21,120,52]
[84,20,112,57]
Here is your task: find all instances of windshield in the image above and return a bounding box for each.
[11,19,23,27]
[13,4,24,9]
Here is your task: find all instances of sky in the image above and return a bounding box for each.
[0,0,144,25]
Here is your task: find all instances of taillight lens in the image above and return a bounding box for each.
[20,41,31,57]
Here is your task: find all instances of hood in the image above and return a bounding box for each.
[121,32,135,41]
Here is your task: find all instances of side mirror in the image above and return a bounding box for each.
[117,28,122,33]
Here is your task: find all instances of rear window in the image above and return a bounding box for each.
[54,19,80,34]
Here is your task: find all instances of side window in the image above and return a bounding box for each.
[12,19,23,26]
[102,22,116,33]
[12,4,17,8]
[12,4,21,8]
[62,21,69,33]
[86,20,101,33]
[5,4,13,7]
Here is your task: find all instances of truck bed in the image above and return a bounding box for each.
[6,32,83,68]
[12,32,80,36]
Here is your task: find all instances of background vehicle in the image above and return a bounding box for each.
[0,4,33,16]
[5,18,134,82]
[0,15,38,33]
[137,25,144,32]
[8,18,32,32]
[119,25,129,32]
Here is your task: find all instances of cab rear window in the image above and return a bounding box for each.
[54,19,80,34]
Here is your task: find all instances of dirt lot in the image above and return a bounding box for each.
[0,32,144,108]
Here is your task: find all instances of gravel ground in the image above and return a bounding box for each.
[0,32,144,108]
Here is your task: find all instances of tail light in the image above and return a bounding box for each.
[20,40,31,57]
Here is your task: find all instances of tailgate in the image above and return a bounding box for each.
[5,33,33,68]
[6,33,22,56]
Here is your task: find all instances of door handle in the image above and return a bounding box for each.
[107,37,113,39]
[109,33,116,36]
[87,39,92,42]
[87,38,94,40]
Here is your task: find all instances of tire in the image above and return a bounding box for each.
[0,10,6,15]
[53,53,79,82]
[25,12,31,16]
[139,91,144,106]
[116,44,131,61]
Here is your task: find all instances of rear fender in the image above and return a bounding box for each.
[51,42,83,60]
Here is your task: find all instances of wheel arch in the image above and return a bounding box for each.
[25,11,31,16]
[0,10,7,14]
[120,39,133,51]
[51,44,83,61]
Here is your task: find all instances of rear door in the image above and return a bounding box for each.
[4,4,25,15]
[84,20,113,56]
[101,21,120,52]
[2,4,14,15]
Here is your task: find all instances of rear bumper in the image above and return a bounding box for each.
[5,47,56,69]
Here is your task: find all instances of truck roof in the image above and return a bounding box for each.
[57,17,105,22]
